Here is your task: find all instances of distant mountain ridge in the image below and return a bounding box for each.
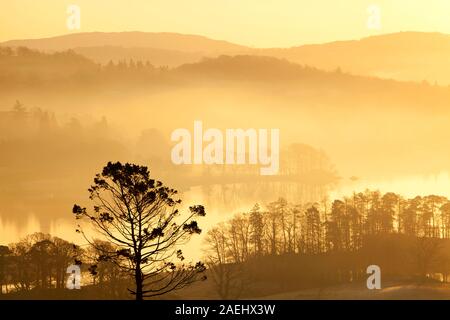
[1,31,249,53]
[0,32,250,67]
[257,31,450,84]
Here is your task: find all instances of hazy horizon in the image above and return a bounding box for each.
[2,29,450,48]
[2,0,450,47]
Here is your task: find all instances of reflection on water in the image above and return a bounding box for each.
[0,188,229,260]
[331,171,450,199]
[0,215,79,245]
[0,214,41,245]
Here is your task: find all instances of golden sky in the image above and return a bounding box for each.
[1,0,450,47]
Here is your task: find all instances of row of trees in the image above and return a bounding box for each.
[0,46,167,81]
[207,191,450,261]
[0,101,113,139]
[0,232,131,297]
[0,46,159,70]
[0,46,179,90]
[204,191,450,298]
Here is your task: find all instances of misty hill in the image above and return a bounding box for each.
[175,55,325,81]
[258,31,450,85]
[2,47,449,113]
[2,31,450,84]
[174,55,450,110]
[1,31,248,53]
[0,47,99,85]
[0,31,250,67]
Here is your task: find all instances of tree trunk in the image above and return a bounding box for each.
[135,263,143,300]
